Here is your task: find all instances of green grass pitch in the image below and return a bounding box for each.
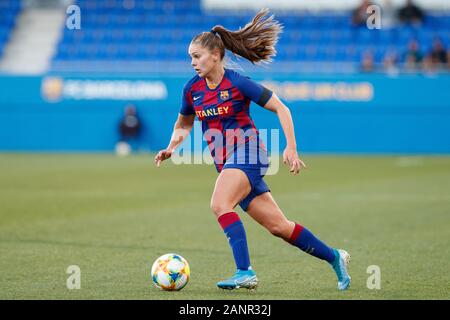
[0,154,449,299]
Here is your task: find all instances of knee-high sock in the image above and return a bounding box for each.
[287,223,335,263]
[218,212,251,271]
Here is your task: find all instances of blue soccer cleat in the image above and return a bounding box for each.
[217,269,258,290]
[331,249,351,290]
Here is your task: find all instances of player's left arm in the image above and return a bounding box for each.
[263,94,307,175]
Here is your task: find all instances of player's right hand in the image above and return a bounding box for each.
[154,149,174,167]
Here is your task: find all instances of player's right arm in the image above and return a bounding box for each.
[154,113,195,167]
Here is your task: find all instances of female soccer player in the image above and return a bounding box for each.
[154,9,351,291]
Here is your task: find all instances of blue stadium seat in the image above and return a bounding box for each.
[0,0,21,58]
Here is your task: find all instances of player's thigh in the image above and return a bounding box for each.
[246,192,294,238]
[211,168,252,212]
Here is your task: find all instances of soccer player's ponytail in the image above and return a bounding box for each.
[193,8,282,64]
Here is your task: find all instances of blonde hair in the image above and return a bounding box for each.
[192,8,282,64]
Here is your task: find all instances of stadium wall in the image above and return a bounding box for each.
[0,73,449,154]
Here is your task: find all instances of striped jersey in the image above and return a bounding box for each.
[179,68,273,172]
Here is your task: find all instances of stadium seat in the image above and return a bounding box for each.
[0,0,21,59]
[48,0,450,68]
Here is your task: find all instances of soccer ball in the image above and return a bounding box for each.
[151,253,190,291]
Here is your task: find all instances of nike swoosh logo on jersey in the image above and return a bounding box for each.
[193,96,201,101]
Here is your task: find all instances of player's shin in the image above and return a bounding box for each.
[285,223,335,263]
[218,212,251,270]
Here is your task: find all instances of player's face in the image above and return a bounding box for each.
[188,43,219,78]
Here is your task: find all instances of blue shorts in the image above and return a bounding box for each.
[222,141,270,211]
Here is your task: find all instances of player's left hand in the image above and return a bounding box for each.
[283,148,307,175]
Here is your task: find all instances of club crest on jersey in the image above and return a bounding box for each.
[219,90,231,102]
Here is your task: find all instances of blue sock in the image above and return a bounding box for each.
[288,223,336,263]
[218,212,251,271]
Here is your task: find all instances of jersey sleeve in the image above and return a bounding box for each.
[179,83,195,116]
[235,74,273,107]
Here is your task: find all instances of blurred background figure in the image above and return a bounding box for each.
[398,0,425,25]
[116,104,142,156]
[383,50,399,75]
[381,0,398,29]
[404,39,423,71]
[351,0,374,27]
[421,38,449,73]
[360,50,376,72]
[447,51,450,70]
[429,38,448,67]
